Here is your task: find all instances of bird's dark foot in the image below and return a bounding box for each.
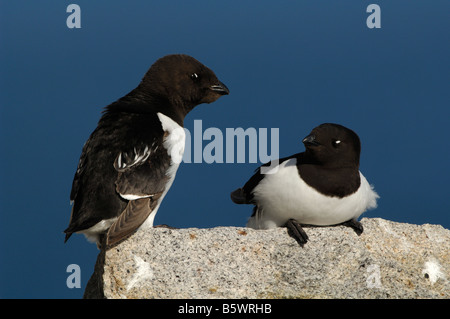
[285,219,309,246]
[341,218,364,236]
[154,224,178,230]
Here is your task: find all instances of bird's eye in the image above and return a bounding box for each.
[190,73,199,81]
[332,140,341,148]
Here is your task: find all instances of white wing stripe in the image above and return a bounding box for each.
[120,193,154,200]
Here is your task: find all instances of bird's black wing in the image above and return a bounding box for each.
[105,114,174,246]
[105,141,171,247]
[113,140,171,198]
[65,111,172,245]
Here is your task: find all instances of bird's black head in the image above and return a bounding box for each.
[140,54,229,113]
[302,123,361,168]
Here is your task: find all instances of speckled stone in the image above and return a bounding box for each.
[84,218,449,299]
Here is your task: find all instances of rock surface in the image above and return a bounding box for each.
[84,218,449,299]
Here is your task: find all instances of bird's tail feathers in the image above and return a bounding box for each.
[230,188,248,204]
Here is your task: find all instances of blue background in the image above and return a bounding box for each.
[0,1,449,298]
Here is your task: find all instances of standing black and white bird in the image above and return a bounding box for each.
[231,123,379,245]
[64,54,229,247]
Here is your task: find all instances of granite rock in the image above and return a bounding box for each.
[84,218,449,299]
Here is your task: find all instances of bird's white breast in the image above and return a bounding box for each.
[157,112,186,165]
[248,158,379,229]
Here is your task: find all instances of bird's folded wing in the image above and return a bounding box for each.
[106,197,154,246]
[106,143,171,246]
[114,142,171,199]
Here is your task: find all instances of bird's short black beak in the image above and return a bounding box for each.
[209,81,229,95]
[303,134,320,146]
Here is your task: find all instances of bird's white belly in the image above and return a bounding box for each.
[248,158,378,229]
[78,217,117,244]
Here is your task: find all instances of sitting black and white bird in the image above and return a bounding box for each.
[64,54,229,247]
[230,123,379,245]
